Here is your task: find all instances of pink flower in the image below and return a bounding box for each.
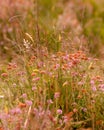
[10,108,22,115]
[54,92,60,99]
[62,54,69,61]
[63,116,68,123]
[92,86,97,92]
[47,99,53,105]
[32,77,40,82]
[22,93,27,98]
[25,100,32,106]
[59,119,63,125]
[32,86,37,91]
[78,81,84,86]
[54,64,60,70]
[57,109,62,115]
[81,107,87,112]
[90,80,95,85]
[34,108,38,114]
[39,111,45,117]
[99,84,104,91]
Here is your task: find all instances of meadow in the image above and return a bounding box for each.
[0,0,104,130]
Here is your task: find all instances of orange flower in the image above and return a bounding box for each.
[96,76,101,79]
[7,66,12,70]
[77,94,82,99]
[0,127,4,130]
[31,56,36,60]
[81,56,88,60]
[18,102,26,108]
[40,70,46,74]
[31,73,36,76]
[82,89,87,93]
[96,120,102,125]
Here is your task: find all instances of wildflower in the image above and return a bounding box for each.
[22,93,27,98]
[10,108,22,115]
[90,80,95,85]
[7,66,12,70]
[7,63,17,70]
[17,71,25,76]
[63,116,68,123]
[98,79,103,83]
[62,54,69,61]
[0,127,4,130]
[39,111,45,117]
[37,61,44,68]
[59,119,63,125]
[32,77,40,82]
[47,110,51,115]
[54,92,60,99]
[96,120,103,125]
[91,100,95,103]
[62,64,69,70]
[54,64,60,70]
[40,70,46,74]
[99,84,104,91]
[19,102,26,108]
[31,56,36,60]
[77,94,82,99]
[1,73,8,77]
[25,100,32,106]
[57,109,62,115]
[32,86,37,91]
[82,89,87,93]
[23,39,31,49]
[96,76,101,79]
[78,81,84,86]
[34,108,38,114]
[0,113,10,120]
[31,73,36,77]
[73,108,78,113]
[92,86,97,92]
[81,107,87,112]
[47,99,53,105]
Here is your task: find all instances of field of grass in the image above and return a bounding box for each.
[0,0,104,130]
